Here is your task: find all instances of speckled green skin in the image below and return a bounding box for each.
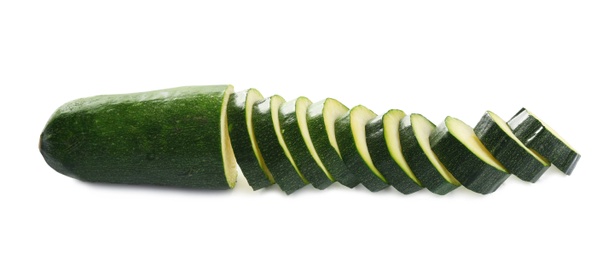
[279,98,333,190]
[227,89,272,190]
[430,119,510,194]
[252,96,307,194]
[39,85,234,189]
[305,100,359,188]
[475,112,550,183]
[366,114,422,194]
[507,108,580,175]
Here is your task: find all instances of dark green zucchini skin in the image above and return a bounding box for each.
[399,115,458,195]
[335,108,389,192]
[305,100,359,188]
[474,112,549,183]
[366,115,422,194]
[227,89,272,190]
[430,118,510,194]
[252,96,307,194]
[507,108,580,175]
[39,85,235,189]
[279,98,333,190]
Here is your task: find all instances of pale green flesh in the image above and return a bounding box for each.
[411,114,460,185]
[271,96,309,183]
[351,106,386,182]
[488,111,549,166]
[296,97,335,181]
[446,116,507,172]
[221,85,238,187]
[246,89,275,183]
[383,110,421,185]
[323,98,349,156]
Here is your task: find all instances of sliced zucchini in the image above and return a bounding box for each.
[279,97,333,190]
[306,98,359,188]
[227,89,275,190]
[507,108,580,175]
[399,114,460,195]
[252,95,308,194]
[430,116,510,194]
[475,111,550,182]
[366,110,422,194]
[335,105,389,192]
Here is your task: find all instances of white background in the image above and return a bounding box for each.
[1,1,612,259]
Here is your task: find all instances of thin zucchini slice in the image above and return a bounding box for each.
[227,89,275,190]
[475,111,550,182]
[279,97,333,189]
[366,110,422,194]
[335,105,389,192]
[507,108,580,175]
[430,116,510,194]
[399,114,460,195]
[252,95,308,194]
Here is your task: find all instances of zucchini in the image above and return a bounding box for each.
[227,89,274,190]
[474,111,550,182]
[39,85,238,189]
[399,114,460,195]
[430,116,510,194]
[335,105,389,192]
[305,98,359,188]
[507,108,580,175]
[366,110,422,194]
[252,95,308,194]
[279,97,333,189]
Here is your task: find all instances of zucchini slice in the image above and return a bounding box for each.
[227,89,275,190]
[252,95,308,194]
[430,116,510,194]
[39,85,238,189]
[399,114,460,195]
[279,97,333,189]
[507,108,580,175]
[306,98,359,188]
[475,111,550,182]
[335,105,389,192]
[366,110,422,194]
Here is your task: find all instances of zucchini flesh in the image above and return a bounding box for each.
[366,110,422,194]
[227,89,275,190]
[400,114,459,195]
[507,108,580,175]
[475,111,550,182]
[335,105,389,192]
[279,97,333,189]
[430,117,509,194]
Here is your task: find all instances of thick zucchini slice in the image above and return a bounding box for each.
[335,105,389,192]
[39,85,238,189]
[366,110,422,194]
[279,97,333,189]
[306,98,359,188]
[252,95,308,194]
[430,116,510,194]
[475,111,550,182]
[399,114,459,195]
[507,108,580,175]
[227,89,274,190]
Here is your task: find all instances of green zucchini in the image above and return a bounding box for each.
[227,89,274,190]
[279,97,333,189]
[430,116,510,194]
[39,85,238,189]
[366,110,422,194]
[507,108,580,175]
[474,111,550,182]
[305,98,359,188]
[252,95,308,194]
[399,114,460,195]
[335,105,389,192]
